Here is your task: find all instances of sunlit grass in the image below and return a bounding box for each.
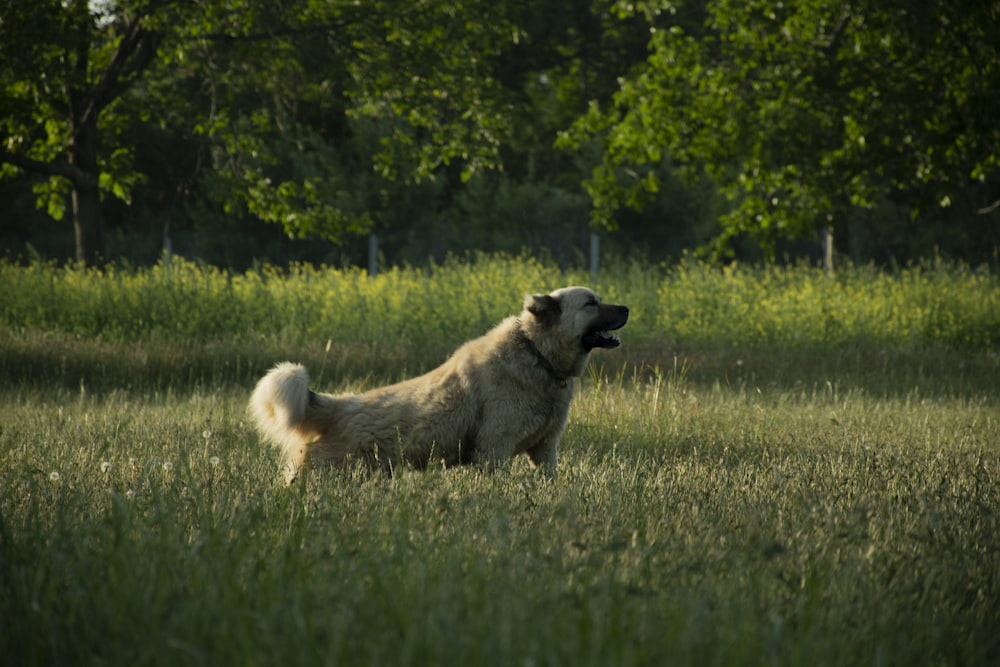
[2,365,998,665]
[1,254,998,665]
[2,254,997,349]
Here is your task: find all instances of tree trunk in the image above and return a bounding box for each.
[73,184,104,266]
[71,108,105,266]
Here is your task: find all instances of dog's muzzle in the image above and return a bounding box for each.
[582,305,629,349]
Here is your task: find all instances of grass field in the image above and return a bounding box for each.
[1,257,998,665]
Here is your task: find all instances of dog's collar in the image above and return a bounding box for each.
[517,330,571,387]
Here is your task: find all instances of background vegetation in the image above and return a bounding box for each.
[3,255,999,350]
[1,258,998,665]
[2,0,999,268]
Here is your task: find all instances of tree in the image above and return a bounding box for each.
[559,0,1000,259]
[0,0,162,265]
[0,0,520,266]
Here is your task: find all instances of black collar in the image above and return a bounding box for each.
[517,330,571,386]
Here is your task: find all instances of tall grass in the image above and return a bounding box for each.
[655,259,1000,349]
[1,255,998,665]
[2,255,997,349]
[1,371,997,665]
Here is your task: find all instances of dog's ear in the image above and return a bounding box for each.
[524,293,561,326]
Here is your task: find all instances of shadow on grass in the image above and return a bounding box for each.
[0,332,442,397]
[2,332,998,400]
[587,343,999,401]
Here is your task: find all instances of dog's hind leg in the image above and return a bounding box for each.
[282,443,309,484]
[472,437,516,473]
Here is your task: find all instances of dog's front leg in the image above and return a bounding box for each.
[526,437,558,477]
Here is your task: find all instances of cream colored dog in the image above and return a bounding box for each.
[250,286,628,482]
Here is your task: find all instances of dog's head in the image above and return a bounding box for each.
[524,286,629,351]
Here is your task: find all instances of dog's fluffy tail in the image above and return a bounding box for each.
[249,362,312,481]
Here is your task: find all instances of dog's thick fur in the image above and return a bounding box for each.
[249,286,628,482]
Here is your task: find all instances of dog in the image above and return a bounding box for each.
[249,286,628,482]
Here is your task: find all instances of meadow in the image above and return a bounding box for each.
[1,255,998,666]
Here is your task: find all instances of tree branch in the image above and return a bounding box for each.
[822,13,852,57]
[977,199,1000,215]
[197,0,431,45]
[202,19,352,44]
[0,149,95,188]
[87,24,162,122]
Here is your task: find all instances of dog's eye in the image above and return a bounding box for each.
[586,298,598,307]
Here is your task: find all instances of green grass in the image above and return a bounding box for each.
[2,254,998,349]
[1,256,999,665]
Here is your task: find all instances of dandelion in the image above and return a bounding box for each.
[202,429,212,440]
[162,461,173,472]
[126,489,135,500]
[209,456,221,467]
[101,461,112,473]
[49,471,61,482]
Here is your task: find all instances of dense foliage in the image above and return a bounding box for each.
[561,0,1000,259]
[1,1,998,266]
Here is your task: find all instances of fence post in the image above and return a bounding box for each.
[823,225,834,275]
[368,234,378,277]
[589,232,599,282]
[163,219,173,267]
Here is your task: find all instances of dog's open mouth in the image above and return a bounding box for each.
[583,329,622,349]
[582,306,629,349]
